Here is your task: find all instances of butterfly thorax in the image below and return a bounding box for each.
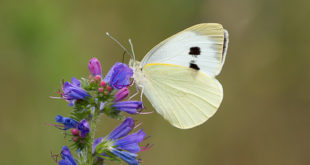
[130,60,146,88]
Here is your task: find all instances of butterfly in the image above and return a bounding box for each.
[108,23,229,129]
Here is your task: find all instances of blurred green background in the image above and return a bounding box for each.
[1,0,310,164]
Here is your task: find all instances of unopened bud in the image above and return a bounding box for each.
[72,136,79,142]
[71,128,79,136]
[95,75,101,82]
[88,58,102,76]
[98,88,104,93]
[106,86,112,92]
[114,88,129,102]
[100,81,106,87]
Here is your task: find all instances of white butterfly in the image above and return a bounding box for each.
[107,23,229,129]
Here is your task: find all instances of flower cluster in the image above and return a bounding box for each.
[51,58,151,165]
[93,117,151,165]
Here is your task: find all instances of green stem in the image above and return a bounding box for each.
[87,105,100,165]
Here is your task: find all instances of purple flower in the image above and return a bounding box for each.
[61,77,91,106]
[92,117,135,152]
[58,146,77,165]
[109,118,146,153]
[113,129,145,153]
[108,117,135,140]
[112,101,143,114]
[111,149,139,165]
[78,119,90,138]
[88,57,102,76]
[104,63,133,89]
[114,87,129,102]
[93,117,147,165]
[55,115,78,130]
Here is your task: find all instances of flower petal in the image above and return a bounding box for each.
[114,129,146,153]
[112,101,143,114]
[103,63,118,83]
[59,146,77,165]
[78,119,90,138]
[104,63,133,89]
[61,78,91,105]
[108,117,135,140]
[111,149,139,165]
[55,115,78,130]
[117,143,140,153]
[71,77,81,87]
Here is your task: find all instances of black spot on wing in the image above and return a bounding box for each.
[189,47,201,57]
[223,36,227,56]
[222,30,229,58]
[189,61,200,70]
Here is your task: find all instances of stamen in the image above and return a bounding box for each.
[140,143,153,152]
[49,96,63,99]
[45,123,64,128]
[50,152,60,163]
[143,136,151,141]
[134,122,143,129]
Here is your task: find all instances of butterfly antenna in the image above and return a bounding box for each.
[106,32,133,61]
[128,39,136,63]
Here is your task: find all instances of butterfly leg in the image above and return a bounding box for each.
[139,85,144,102]
[128,85,140,100]
[128,84,144,102]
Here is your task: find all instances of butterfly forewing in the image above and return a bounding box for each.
[140,23,228,77]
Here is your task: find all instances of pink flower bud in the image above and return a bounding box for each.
[71,128,79,136]
[72,136,79,142]
[100,81,106,87]
[88,57,102,76]
[95,75,101,82]
[90,80,95,84]
[114,88,129,102]
[98,88,104,93]
[106,86,112,92]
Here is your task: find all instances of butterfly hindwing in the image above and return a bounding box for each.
[142,63,223,129]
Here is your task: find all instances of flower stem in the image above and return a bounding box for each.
[87,105,100,165]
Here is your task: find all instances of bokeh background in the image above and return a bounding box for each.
[1,0,310,164]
